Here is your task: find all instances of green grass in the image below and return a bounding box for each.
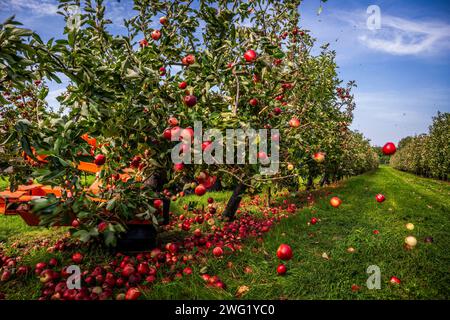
[1,166,449,299]
[144,166,450,300]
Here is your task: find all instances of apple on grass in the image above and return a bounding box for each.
[277,264,287,275]
[125,287,141,300]
[276,244,293,261]
[330,197,342,208]
[289,117,300,128]
[195,184,207,196]
[375,194,385,203]
[72,252,83,264]
[389,276,401,285]
[212,247,224,257]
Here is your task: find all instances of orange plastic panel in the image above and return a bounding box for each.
[0,191,26,199]
[77,161,101,173]
[18,184,43,191]
[41,186,62,197]
[0,199,5,214]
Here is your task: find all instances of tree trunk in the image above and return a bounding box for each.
[306,176,314,190]
[162,198,170,225]
[223,182,246,220]
[320,173,329,187]
[267,187,271,207]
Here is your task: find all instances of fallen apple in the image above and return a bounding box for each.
[405,236,417,248]
[277,264,287,275]
[276,244,293,261]
[330,197,342,208]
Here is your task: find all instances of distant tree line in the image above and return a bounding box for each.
[390,112,450,181]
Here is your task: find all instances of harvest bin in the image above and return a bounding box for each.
[116,223,157,252]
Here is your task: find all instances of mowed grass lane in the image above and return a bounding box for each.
[145,166,450,299]
[1,167,449,299]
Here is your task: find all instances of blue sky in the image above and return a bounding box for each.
[1,0,449,146]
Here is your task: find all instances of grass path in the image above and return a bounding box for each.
[145,166,450,299]
[1,166,449,299]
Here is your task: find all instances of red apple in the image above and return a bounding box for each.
[289,117,300,128]
[273,107,282,115]
[153,199,163,209]
[173,162,184,172]
[194,228,202,237]
[139,39,148,47]
[184,95,197,107]
[159,16,168,25]
[276,244,293,261]
[121,264,135,278]
[49,258,58,267]
[244,49,257,63]
[249,98,258,107]
[310,217,318,225]
[185,54,195,65]
[35,262,47,270]
[313,152,325,163]
[389,276,401,285]
[257,151,268,160]
[168,116,178,127]
[178,81,187,89]
[159,67,166,76]
[212,246,224,257]
[71,219,80,228]
[137,263,149,275]
[183,267,193,276]
[163,128,172,140]
[195,184,207,196]
[277,264,287,275]
[1,270,11,282]
[151,29,161,41]
[330,196,342,208]
[181,127,194,141]
[94,154,106,166]
[382,142,396,155]
[375,194,385,203]
[98,221,108,233]
[72,252,83,264]
[202,141,213,152]
[125,287,141,300]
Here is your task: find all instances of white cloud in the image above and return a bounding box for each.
[1,0,58,16]
[358,15,450,56]
[46,87,65,110]
[330,8,450,56]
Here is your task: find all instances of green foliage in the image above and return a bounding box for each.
[1,0,377,245]
[390,112,450,180]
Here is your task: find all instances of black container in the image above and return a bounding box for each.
[116,224,157,253]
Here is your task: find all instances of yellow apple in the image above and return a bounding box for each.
[405,236,417,247]
[405,223,414,230]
